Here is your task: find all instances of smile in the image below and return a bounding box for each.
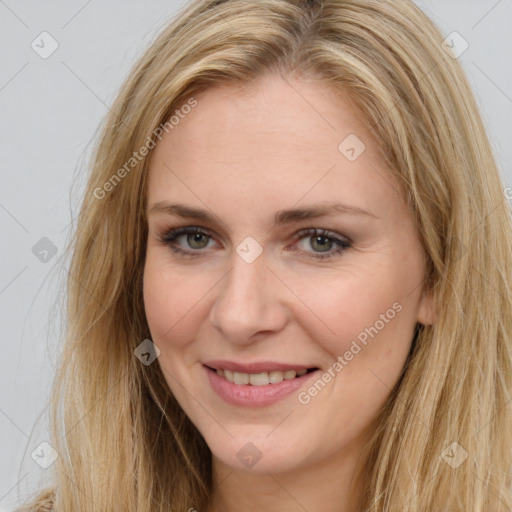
[211,367,316,386]
[203,363,320,407]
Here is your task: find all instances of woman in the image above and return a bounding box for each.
[17,0,512,510]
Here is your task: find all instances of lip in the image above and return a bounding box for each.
[203,360,315,373]
[204,364,320,407]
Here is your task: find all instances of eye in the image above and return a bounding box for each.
[156,226,351,260]
[290,228,351,260]
[157,226,216,257]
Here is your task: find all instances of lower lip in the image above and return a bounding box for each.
[205,366,319,407]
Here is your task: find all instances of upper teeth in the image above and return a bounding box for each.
[216,368,308,385]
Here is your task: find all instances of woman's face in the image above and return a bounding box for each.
[143,72,433,474]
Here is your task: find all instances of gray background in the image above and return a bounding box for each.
[1,1,511,509]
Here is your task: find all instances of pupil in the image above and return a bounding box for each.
[188,233,207,248]
[313,235,331,252]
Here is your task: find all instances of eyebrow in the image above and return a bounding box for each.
[146,201,378,225]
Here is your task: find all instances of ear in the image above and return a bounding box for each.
[417,286,437,325]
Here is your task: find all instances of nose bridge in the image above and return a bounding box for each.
[209,240,286,342]
[230,249,265,302]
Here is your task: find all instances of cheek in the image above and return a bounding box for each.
[289,264,418,367]
[143,258,201,349]
[290,269,418,433]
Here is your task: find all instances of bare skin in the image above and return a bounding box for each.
[143,71,435,512]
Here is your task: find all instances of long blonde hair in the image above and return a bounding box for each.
[17,0,512,510]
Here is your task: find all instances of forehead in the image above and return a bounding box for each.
[146,73,401,218]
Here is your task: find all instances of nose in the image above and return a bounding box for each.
[208,244,288,345]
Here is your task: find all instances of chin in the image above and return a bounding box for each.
[206,431,312,474]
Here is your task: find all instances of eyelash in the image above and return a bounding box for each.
[156,226,351,260]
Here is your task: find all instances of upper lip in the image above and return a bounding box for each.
[203,360,317,373]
